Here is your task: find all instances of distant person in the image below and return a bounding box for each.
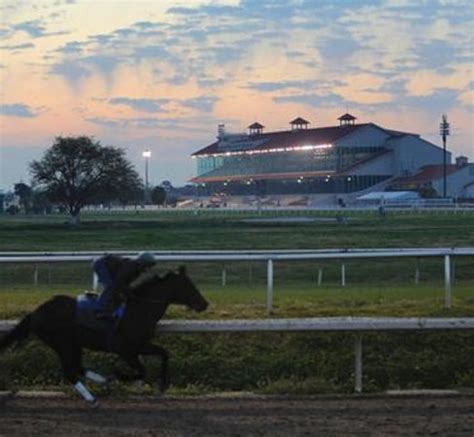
[92,251,156,319]
[378,205,386,218]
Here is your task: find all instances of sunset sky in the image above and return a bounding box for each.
[0,0,472,190]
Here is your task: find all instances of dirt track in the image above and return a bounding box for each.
[0,394,473,436]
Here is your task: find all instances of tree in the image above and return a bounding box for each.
[31,189,53,214]
[14,182,33,213]
[30,136,142,224]
[151,185,167,205]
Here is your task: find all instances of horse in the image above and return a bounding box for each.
[0,266,208,405]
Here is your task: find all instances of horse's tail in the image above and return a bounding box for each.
[0,314,32,351]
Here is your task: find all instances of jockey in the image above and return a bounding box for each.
[93,251,156,318]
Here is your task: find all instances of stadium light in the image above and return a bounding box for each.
[439,114,450,198]
[142,149,151,203]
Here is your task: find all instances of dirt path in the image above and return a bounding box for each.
[0,394,473,436]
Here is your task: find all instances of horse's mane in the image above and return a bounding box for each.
[132,271,176,296]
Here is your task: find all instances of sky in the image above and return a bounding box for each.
[0,0,473,190]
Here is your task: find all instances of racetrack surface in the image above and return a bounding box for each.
[0,394,473,436]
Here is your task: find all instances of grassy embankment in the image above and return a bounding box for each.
[0,212,473,394]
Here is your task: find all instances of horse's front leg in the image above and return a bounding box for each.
[139,342,170,393]
[115,352,147,382]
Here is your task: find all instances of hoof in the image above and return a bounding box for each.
[88,398,100,408]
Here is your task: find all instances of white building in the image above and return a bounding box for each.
[191,114,460,197]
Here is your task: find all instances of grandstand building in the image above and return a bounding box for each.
[191,115,451,196]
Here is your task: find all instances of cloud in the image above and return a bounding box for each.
[134,45,173,60]
[109,97,169,113]
[181,96,219,113]
[0,42,34,50]
[246,80,317,92]
[86,116,176,129]
[13,20,47,38]
[0,27,13,39]
[197,77,227,88]
[1,103,37,118]
[13,20,68,38]
[167,5,241,17]
[82,54,122,76]
[415,40,458,70]
[50,60,92,83]
[274,93,346,107]
[55,41,86,54]
[318,37,361,62]
[395,88,463,113]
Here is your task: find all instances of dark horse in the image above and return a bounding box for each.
[0,266,208,405]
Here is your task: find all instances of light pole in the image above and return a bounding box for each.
[142,149,151,204]
[439,115,450,198]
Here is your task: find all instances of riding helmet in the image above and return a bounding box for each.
[136,251,156,266]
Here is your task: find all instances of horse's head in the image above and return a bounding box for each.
[162,266,208,312]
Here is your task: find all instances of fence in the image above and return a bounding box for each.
[1,317,473,392]
[80,203,474,213]
[1,248,473,310]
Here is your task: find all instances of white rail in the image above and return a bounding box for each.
[1,248,473,310]
[1,317,473,393]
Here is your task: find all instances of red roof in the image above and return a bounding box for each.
[193,123,375,157]
[391,165,459,184]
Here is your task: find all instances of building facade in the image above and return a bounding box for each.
[191,115,451,196]
[390,156,474,199]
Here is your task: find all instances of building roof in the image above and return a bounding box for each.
[248,122,264,129]
[391,165,461,185]
[338,113,357,121]
[290,117,309,125]
[193,123,376,157]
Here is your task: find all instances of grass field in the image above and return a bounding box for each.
[1,210,474,251]
[0,211,473,393]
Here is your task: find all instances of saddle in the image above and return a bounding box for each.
[75,293,125,332]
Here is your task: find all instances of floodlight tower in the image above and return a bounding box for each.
[143,149,151,203]
[439,114,450,198]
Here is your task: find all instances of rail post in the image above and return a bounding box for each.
[222,265,227,287]
[341,263,346,287]
[317,268,323,286]
[415,258,420,284]
[354,334,363,393]
[444,255,452,308]
[267,259,274,312]
[34,265,38,287]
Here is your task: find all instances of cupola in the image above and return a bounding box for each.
[338,113,356,127]
[290,117,310,131]
[248,122,264,135]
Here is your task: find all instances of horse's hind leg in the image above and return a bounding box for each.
[38,331,97,405]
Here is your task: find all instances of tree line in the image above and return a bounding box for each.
[5,136,168,223]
